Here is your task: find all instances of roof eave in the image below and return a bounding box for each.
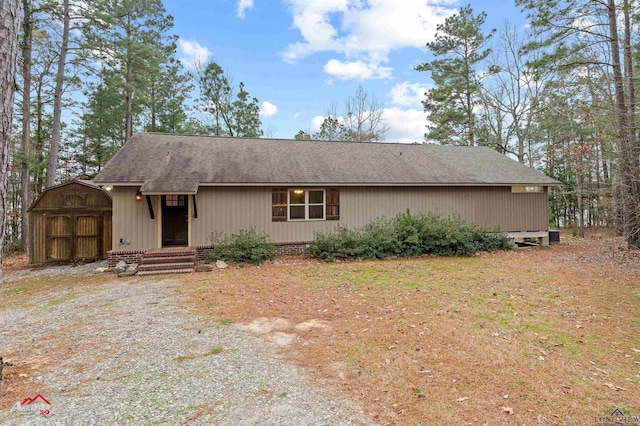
[97,181,559,187]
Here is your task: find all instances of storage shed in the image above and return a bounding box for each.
[28,179,112,264]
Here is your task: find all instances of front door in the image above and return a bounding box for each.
[162,195,188,246]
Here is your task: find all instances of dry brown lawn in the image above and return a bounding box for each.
[180,231,640,425]
[2,231,639,425]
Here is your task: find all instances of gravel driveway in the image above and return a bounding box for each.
[0,271,371,425]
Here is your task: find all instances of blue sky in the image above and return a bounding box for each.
[164,0,524,142]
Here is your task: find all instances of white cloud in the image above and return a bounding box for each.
[260,101,278,117]
[177,39,211,69]
[324,59,392,80]
[237,0,254,18]
[390,81,431,108]
[310,115,326,132]
[383,107,426,143]
[283,0,455,80]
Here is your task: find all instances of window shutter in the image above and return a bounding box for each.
[272,189,287,222]
[326,189,340,220]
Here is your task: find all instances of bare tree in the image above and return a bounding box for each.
[1,0,22,287]
[298,87,389,142]
[342,86,389,142]
[479,23,546,165]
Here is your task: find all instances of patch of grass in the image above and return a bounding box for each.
[218,318,232,325]
[278,392,288,398]
[3,285,27,295]
[175,354,199,363]
[47,295,76,306]
[176,346,224,362]
[1,273,112,305]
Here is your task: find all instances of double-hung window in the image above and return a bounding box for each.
[272,188,339,222]
[289,189,325,220]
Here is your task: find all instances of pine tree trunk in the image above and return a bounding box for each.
[621,0,640,248]
[125,62,133,140]
[124,13,133,142]
[46,0,69,187]
[609,0,640,248]
[19,0,31,254]
[0,0,22,287]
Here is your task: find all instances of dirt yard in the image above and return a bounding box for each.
[2,230,640,425]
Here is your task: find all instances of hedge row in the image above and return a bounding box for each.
[205,212,513,264]
[306,211,513,261]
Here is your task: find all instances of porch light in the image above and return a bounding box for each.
[135,190,142,201]
[105,185,112,191]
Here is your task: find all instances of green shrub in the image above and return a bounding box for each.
[206,228,275,265]
[306,211,513,261]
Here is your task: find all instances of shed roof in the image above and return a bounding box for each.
[28,179,112,212]
[94,133,559,192]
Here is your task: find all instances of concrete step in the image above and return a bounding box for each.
[137,268,194,276]
[138,262,195,272]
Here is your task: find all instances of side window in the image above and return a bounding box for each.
[272,190,287,221]
[326,189,340,220]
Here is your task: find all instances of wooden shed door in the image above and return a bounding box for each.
[46,215,72,261]
[162,195,188,246]
[75,215,102,259]
[45,214,102,261]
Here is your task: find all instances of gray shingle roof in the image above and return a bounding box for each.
[93,133,559,192]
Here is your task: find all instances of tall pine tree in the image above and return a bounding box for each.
[82,0,176,144]
[415,5,495,146]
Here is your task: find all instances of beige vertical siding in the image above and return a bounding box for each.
[189,186,549,245]
[191,187,341,245]
[474,188,549,231]
[111,186,550,250]
[111,186,158,251]
[103,212,112,255]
